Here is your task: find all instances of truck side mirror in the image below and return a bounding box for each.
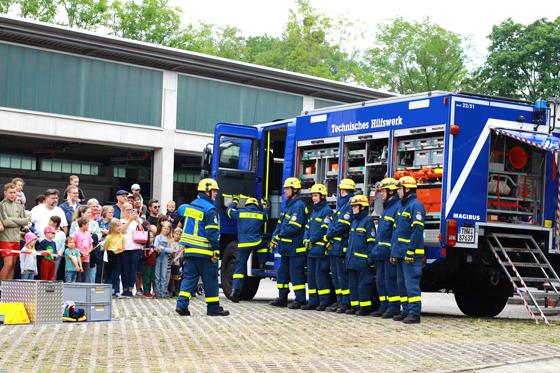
[200,144,212,178]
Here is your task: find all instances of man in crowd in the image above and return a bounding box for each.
[112,190,129,219]
[0,182,30,281]
[146,199,162,234]
[59,186,81,224]
[30,189,68,239]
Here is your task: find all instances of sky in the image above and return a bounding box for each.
[176,0,560,68]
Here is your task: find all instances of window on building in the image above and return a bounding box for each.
[174,171,199,184]
[113,166,126,178]
[40,159,99,176]
[0,153,37,170]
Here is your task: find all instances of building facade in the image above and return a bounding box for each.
[0,16,393,207]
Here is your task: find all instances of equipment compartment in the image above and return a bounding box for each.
[486,132,545,225]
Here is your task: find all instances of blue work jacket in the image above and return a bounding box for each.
[304,199,333,257]
[325,193,354,256]
[371,195,401,261]
[346,209,376,271]
[272,196,308,256]
[178,193,220,258]
[390,193,426,259]
[227,202,268,249]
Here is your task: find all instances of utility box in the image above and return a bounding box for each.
[63,283,112,304]
[0,280,63,324]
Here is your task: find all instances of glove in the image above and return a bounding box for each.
[323,235,332,250]
[390,257,397,265]
[232,194,240,204]
[261,198,268,208]
[211,250,219,263]
[404,251,414,264]
[303,239,312,251]
[269,239,278,253]
[367,255,375,267]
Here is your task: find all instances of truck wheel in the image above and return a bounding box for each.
[454,291,508,317]
[220,241,261,301]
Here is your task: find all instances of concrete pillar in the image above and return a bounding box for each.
[153,71,178,204]
[302,95,315,112]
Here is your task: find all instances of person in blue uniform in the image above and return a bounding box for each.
[175,178,229,317]
[301,184,333,311]
[369,178,401,318]
[345,194,376,316]
[269,177,308,309]
[324,178,355,313]
[227,196,269,303]
[390,176,426,324]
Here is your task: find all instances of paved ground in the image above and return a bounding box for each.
[1,280,560,372]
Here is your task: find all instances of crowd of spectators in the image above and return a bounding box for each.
[0,175,184,298]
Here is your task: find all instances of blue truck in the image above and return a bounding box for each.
[203,91,560,322]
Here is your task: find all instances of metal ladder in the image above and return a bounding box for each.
[486,232,560,324]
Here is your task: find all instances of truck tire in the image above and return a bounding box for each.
[454,291,508,317]
[220,241,260,301]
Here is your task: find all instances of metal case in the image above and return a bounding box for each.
[76,302,112,322]
[63,283,112,304]
[0,280,63,324]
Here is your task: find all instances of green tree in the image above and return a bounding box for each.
[472,17,560,101]
[362,17,468,94]
[61,0,109,29]
[18,0,58,22]
[108,0,185,47]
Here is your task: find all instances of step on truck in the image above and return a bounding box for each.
[203,91,560,322]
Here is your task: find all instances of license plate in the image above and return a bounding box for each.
[457,227,475,243]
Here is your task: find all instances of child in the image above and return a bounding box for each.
[165,200,180,228]
[154,221,174,298]
[103,218,125,296]
[37,226,59,280]
[168,227,183,297]
[74,217,94,283]
[49,216,66,280]
[20,232,39,279]
[64,237,83,283]
[142,233,157,298]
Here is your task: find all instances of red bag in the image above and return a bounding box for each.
[132,225,148,244]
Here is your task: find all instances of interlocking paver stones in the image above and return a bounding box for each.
[1,285,559,372]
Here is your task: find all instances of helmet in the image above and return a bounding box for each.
[378,177,399,191]
[350,194,369,207]
[245,197,259,206]
[197,178,219,192]
[310,183,327,196]
[398,176,417,189]
[283,177,302,189]
[339,178,356,191]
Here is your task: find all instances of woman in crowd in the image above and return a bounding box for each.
[120,202,144,297]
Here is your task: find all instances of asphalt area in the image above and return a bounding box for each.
[1,279,560,372]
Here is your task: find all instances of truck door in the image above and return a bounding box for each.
[212,123,259,212]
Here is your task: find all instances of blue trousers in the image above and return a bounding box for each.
[233,249,251,290]
[65,270,78,283]
[329,255,349,305]
[307,256,331,306]
[177,256,220,312]
[154,254,170,297]
[277,255,306,303]
[376,260,400,314]
[348,268,373,310]
[396,259,423,316]
[121,250,141,291]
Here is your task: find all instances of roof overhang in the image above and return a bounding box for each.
[0,16,395,103]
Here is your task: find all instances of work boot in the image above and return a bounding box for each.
[336,303,350,313]
[269,298,288,307]
[288,301,305,310]
[207,306,230,317]
[175,308,191,316]
[392,312,407,321]
[403,315,421,324]
[357,308,372,316]
[230,289,241,303]
[381,311,399,319]
[371,310,384,317]
[301,303,317,311]
[345,307,358,315]
[325,302,339,312]
[316,305,328,311]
